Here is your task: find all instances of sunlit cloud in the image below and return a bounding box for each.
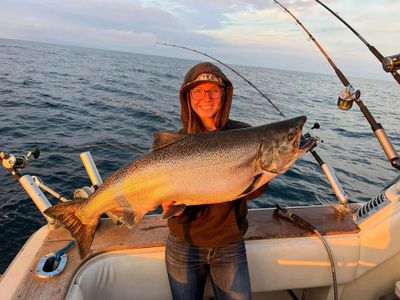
[0,0,398,80]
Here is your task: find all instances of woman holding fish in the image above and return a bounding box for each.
[163,62,266,300]
[44,61,313,298]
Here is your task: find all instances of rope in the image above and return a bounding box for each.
[54,241,75,261]
[313,229,339,300]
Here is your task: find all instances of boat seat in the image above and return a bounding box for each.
[67,248,171,300]
[66,248,221,300]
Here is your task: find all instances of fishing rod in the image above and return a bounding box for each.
[314,0,400,85]
[158,42,351,213]
[157,42,286,118]
[274,0,400,172]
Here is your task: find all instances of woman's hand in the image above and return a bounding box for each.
[162,200,185,217]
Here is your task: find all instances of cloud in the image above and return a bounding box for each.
[0,7,156,49]
[0,0,398,80]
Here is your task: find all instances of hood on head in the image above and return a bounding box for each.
[179,62,233,132]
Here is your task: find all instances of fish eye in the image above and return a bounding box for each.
[288,134,294,141]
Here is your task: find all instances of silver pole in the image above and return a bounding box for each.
[80,152,103,186]
[321,163,350,212]
[32,176,70,202]
[19,175,55,224]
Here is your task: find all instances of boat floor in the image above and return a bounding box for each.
[13,205,359,299]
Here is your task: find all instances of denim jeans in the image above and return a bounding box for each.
[165,233,252,300]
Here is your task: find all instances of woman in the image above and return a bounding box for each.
[163,62,266,300]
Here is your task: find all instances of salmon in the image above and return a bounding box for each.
[44,116,316,258]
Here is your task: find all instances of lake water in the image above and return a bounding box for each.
[0,38,398,273]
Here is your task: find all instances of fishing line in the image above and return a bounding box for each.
[273,0,349,87]
[157,42,286,119]
[0,189,25,211]
[87,98,178,152]
[314,0,400,85]
[82,142,146,154]
[108,98,179,131]
[134,102,179,131]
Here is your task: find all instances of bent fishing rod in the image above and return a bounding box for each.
[158,42,351,212]
[157,42,285,118]
[274,0,400,171]
[314,0,400,85]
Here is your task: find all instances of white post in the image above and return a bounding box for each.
[80,152,103,186]
[19,175,55,224]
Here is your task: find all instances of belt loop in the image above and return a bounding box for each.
[206,248,216,262]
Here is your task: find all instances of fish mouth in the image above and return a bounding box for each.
[299,135,317,152]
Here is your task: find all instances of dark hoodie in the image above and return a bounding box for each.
[168,62,262,248]
[179,62,234,132]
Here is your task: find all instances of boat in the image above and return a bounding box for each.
[1,5,399,299]
[0,140,400,300]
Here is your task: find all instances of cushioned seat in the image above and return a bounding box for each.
[66,247,172,300]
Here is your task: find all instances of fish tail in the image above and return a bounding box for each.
[44,199,98,259]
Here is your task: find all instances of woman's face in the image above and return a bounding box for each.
[189,82,223,122]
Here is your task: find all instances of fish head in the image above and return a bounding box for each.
[260,116,316,174]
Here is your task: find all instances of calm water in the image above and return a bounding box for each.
[0,38,398,273]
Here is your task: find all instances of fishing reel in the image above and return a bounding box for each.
[0,149,40,171]
[300,123,321,151]
[382,53,400,73]
[337,85,361,110]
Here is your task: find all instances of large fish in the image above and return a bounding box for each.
[45,116,316,258]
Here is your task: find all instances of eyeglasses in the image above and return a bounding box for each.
[190,87,222,101]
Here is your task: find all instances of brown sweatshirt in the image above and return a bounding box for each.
[168,62,266,247]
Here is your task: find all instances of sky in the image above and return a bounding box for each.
[0,0,399,81]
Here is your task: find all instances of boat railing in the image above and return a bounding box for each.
[0,149,103,278]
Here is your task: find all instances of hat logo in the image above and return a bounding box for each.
[194,73,221,83]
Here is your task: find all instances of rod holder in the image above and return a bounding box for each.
[321,163,350,213]
[374,128,399,163]
[355,99,400,170]
[19,175,55,224]
[80,152,103,187]
[310,150,350,213]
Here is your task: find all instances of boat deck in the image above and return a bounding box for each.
[13,206,359,299]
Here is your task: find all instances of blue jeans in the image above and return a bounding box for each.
[165,233,252,300]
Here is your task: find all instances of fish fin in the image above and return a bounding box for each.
[160,204,186,219]
[134,211,146,223]
[44,200,98,259]
[152,131,187,150]
[106,208,136,228]
[237,173,263,198]
[105,209,123,225]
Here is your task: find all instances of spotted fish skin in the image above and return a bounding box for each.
[44,116,316,258]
